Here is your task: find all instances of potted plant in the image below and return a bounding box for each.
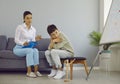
[89,31,101,47]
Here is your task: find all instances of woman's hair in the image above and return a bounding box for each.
[23,11,32,22]
[47,24,58,35]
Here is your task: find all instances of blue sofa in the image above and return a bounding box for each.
[0,35,51,72]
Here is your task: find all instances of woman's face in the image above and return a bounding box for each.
[24,14,32,25]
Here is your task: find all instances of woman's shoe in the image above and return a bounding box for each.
[35,71,42,77]
[26,72,37,78]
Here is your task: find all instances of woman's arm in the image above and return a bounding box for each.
[14,26,26,45]
[31,28,36,42]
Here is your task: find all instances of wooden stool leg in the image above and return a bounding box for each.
[83,60,89,75]
[64,60,69,82]
[70,62,73,80]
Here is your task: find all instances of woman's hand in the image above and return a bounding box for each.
[23,41,29,46]
[35,35,42,41]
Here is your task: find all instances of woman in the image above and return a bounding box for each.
[13,11,42,78]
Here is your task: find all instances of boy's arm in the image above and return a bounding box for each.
[54,35,68,49]
[48,39,54,49]
[52,38,62,43]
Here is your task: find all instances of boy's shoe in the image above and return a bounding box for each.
[53,70,65,79]
[48,69,57,77]
[35,71,42,77]
[26,72,37,78]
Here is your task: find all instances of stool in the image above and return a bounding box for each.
[61,57,89,80]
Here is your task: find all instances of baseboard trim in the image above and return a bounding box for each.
[64,66,100,70]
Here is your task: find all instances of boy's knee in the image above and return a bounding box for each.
[45,50,50,56]
[51,49,57,55]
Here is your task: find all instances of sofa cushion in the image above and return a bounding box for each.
[6,38,16,50]
[39,51,46,58]
[35,38,50,51]
[0,50,25,60]
[6,38,50,51]
[0,35,7,50]
[0,50,46,60]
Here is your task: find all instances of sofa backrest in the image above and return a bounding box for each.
[0,35,7,50]
[6,37,50,51]
[6,38,16,50]
[35,38,50,51]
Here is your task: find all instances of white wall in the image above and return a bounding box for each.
[0,0,99,65]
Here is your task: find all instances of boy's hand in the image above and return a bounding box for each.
[49,38,62,49]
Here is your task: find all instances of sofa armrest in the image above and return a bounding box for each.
[0,35,7,50]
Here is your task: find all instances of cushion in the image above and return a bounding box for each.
[39,51,46,58]
[0,50,45,59]
[6,38,16,50]
[0,50,25,60]
[0,35,7,50]
[35,38,50,51]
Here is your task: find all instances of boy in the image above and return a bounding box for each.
[45,24,74,79]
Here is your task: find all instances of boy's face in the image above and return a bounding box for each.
[50,30,60,39]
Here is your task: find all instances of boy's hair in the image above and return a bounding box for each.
[47,24,58,35]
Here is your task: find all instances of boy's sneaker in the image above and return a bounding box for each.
[48,69,57,77]
[53,70,65,79]
[26,72,37,78]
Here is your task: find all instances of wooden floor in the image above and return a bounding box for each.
[0,70,120,84]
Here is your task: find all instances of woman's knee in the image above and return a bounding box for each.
[13,49,25,56]
[33,48,39,53]
[13,49,20,56]
[26,48,34,54]
[13,49,17,55]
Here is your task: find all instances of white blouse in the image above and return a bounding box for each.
[15,23,36,46]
